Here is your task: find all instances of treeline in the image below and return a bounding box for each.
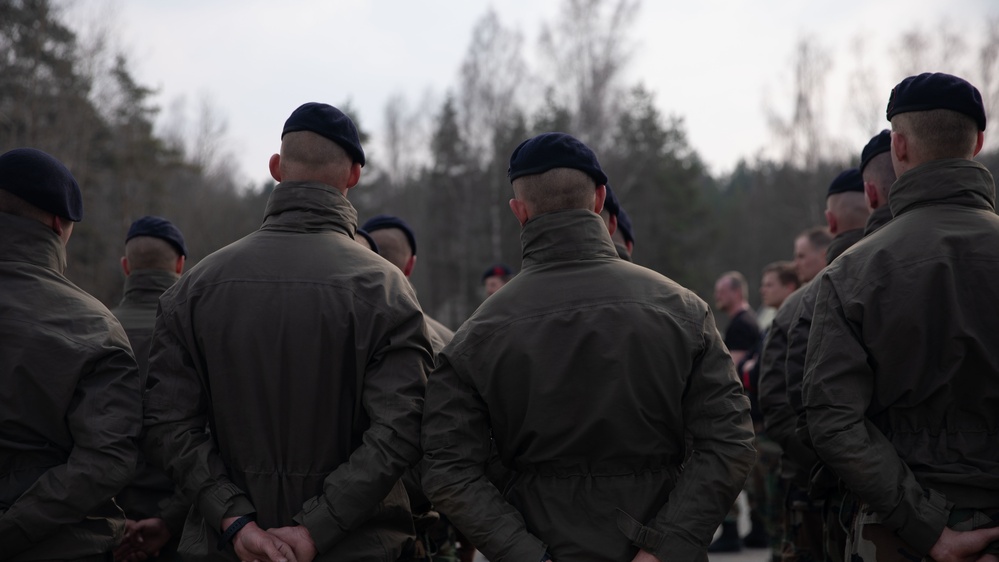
[3,0,998,327]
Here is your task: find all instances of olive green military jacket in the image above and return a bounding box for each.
[757,286,817,485]
[0,214,141,560]
[421,210,755,562]
[804,159,999,556]
[112,269,190,537]
[143,182,434,561]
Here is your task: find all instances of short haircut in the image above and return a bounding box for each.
[827,191,870,231]
[511,167,597,215]
[719,270,748,299]
[280,130,352,185]
[125,236,180,271]
[891,109,979,160]
[368,228,412,271]
[797,226,832,251]
[862,151,896,200]
[762,261,800,289]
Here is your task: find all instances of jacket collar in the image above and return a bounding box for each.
[826,228,864,264]
[863,204,893,236]
[521,209,619,268]
[890,159,996,218]
[262,181,358,236]
[0,212,67,273]
[120,269,179,306]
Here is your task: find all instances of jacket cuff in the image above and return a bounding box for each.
[617,510,704,562]
[198,481,255,533]
[295,495,347,553]
[882,487,950,556]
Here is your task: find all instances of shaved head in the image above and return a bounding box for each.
[125,236,181,271]
[511,168,597,215]
[891,109,979,161]
[368,228,412,272]
[279,131,353,187]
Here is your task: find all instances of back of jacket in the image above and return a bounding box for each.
[804,160,999,550]
[144,183,433,560]
[0,214,140,560]
[422,211,755,562]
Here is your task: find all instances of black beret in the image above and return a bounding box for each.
[616,207,635,244]
[126,215,188,257]
[282,102,366,166]
[0,148,82,221]
[827,168,864,197]
[356,228,380,255]
[886,72,986,131]
[860,130,891,173]
[482,263,513,282]
[603,184,621,217]
[361,214,416,255]
[508,132,608,185]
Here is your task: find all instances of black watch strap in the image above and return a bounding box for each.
[217,514,256,550]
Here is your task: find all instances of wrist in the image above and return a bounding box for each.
[217,513,256,550]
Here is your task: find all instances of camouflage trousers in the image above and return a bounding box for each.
[847,504,999,561]
[748,431,784,556]
[778,480,825,562]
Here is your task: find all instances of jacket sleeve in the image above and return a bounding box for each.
[142,303,255,535]
[421,356,548,562]
[758,311,797,449]
[0,331,141,555]
[804,273,948,556]
[640,309,757,561]
[294,306,431,553]
[786,283,816,418]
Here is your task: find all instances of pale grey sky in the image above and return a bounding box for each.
[75,0,997,185]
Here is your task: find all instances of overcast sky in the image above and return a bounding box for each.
[71,0,997,186]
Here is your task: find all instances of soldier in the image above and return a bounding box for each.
[600,184,633,261]
[781,170,871,562]
[421,132,755,561]
[858,130,895,236]
[361,214,454,354]
[111,216,189,562]
[142,103,433,561]
[0,148,141,559]
[481,263,513,297]
[756,227,831,562]
[804,73,999,561]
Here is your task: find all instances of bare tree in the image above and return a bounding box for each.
[846,33,884,138]
[765,36,832,173]
[457,9,527,163]
[979,18,999,152]
[537,0,640,151]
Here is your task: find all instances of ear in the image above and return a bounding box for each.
[175,255,186,275]
[607,213,618,236]
[974,131,985,156]
[594,185,606,215]
[891,131,907,165]
[509,198,530,226]
[825,209,838,235]
[345,162,362,189]
[269,153,282,182]
[121,256,131,276]
[403,254,416,278]
[50,216,72,245]
[864,181,880,210]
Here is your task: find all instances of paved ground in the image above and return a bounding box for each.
[709,547,772,562]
